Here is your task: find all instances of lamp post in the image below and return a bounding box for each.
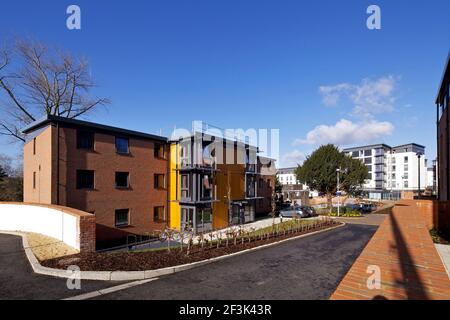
[336,167,347,217]
[337,168,341,217]
[416,152,422,199]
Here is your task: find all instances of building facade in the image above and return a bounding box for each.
[23,116,169,248]
[344,143,428,199]
[436,52,450,201]
[276,167,310,204]
[22,116,276,247]
[168,132,276,234]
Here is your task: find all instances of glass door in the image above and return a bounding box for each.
[181,207,194,232]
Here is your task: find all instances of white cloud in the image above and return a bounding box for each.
[319,76,398,118]
[281,150,306,167]
[293,119,394,146]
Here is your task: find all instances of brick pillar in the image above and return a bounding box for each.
[79,215,96,253]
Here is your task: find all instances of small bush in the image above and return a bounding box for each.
[329,211,362,218]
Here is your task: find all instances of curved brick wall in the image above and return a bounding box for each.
[0,202,95,252]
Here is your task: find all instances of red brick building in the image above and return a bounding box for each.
[437,52,450,201]
[22,115,169,248]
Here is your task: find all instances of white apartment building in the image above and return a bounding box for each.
[277,167,301,185]
[344,143,428,199]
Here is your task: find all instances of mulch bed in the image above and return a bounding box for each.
[42,221,342,271]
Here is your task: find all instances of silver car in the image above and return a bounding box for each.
[279,206,310,219]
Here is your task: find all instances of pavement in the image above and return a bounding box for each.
[335,213,387,226]
[435,244,450,279]
[0,223,378,300]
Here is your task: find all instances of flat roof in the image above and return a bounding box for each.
[343,143,426,153]
[343,144,391,152]
[392,143,426,150]
[22,115,168,142]
[436,50,450,104]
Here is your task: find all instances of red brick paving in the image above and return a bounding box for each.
[331,200,450,300]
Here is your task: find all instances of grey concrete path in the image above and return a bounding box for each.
[435,244,450,279]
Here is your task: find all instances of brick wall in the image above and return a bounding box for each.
[414,200,450,233]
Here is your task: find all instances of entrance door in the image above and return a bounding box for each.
[196,208,212,233]
[181,207,194,232]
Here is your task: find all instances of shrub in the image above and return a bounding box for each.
[329,211,362,218]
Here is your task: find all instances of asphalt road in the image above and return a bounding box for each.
[95,224,377,300]
[0,234,123,300]
[0,223,377,300]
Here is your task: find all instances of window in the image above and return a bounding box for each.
[154,174,166,189]
[115,137,129,154]
[352,151,359,158]
[154,143,166,159]
[364,150,372,157]
[366,172,372,180]
[77,130,94,150]
[404,156,409,163]
[115,209,129,227]
[153,206,165,223]
[76,170,94,189]
[33,138,36,155]
[391,173,396,179]
[364,158,372,164]
[33,172,36,189]
[180,174,190,199]
[404,181,409,189]
[115,172,129,188]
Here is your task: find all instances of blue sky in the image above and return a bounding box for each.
[0,0,449,167]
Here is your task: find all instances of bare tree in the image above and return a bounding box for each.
[0,39,110,142]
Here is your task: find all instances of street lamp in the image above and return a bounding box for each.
[416,152,422,199]
[336,167,348,217]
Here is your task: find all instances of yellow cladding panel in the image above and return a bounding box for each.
[169,143,180,231]
[213,162,245,230]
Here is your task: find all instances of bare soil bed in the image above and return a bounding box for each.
[42,221,342,271]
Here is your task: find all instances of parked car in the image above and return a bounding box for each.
[280,206,310,219]
[304,206,318,217]
[359,203,376,214]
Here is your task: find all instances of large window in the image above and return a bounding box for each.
[154,143,166,159]
[364,149,372,157]
[115,209,129,227]
[352,151,359,158]
[364,158,372,164]
[201,174,213,200]
[154,174,166,189]
[77,130,94,150]
[180,174,190,200]
[115,137,129,154]
[115,172,129,188]
[153,206,165,223]
[76,170,94,189]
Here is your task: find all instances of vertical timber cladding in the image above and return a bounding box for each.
[213,141,246,230]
